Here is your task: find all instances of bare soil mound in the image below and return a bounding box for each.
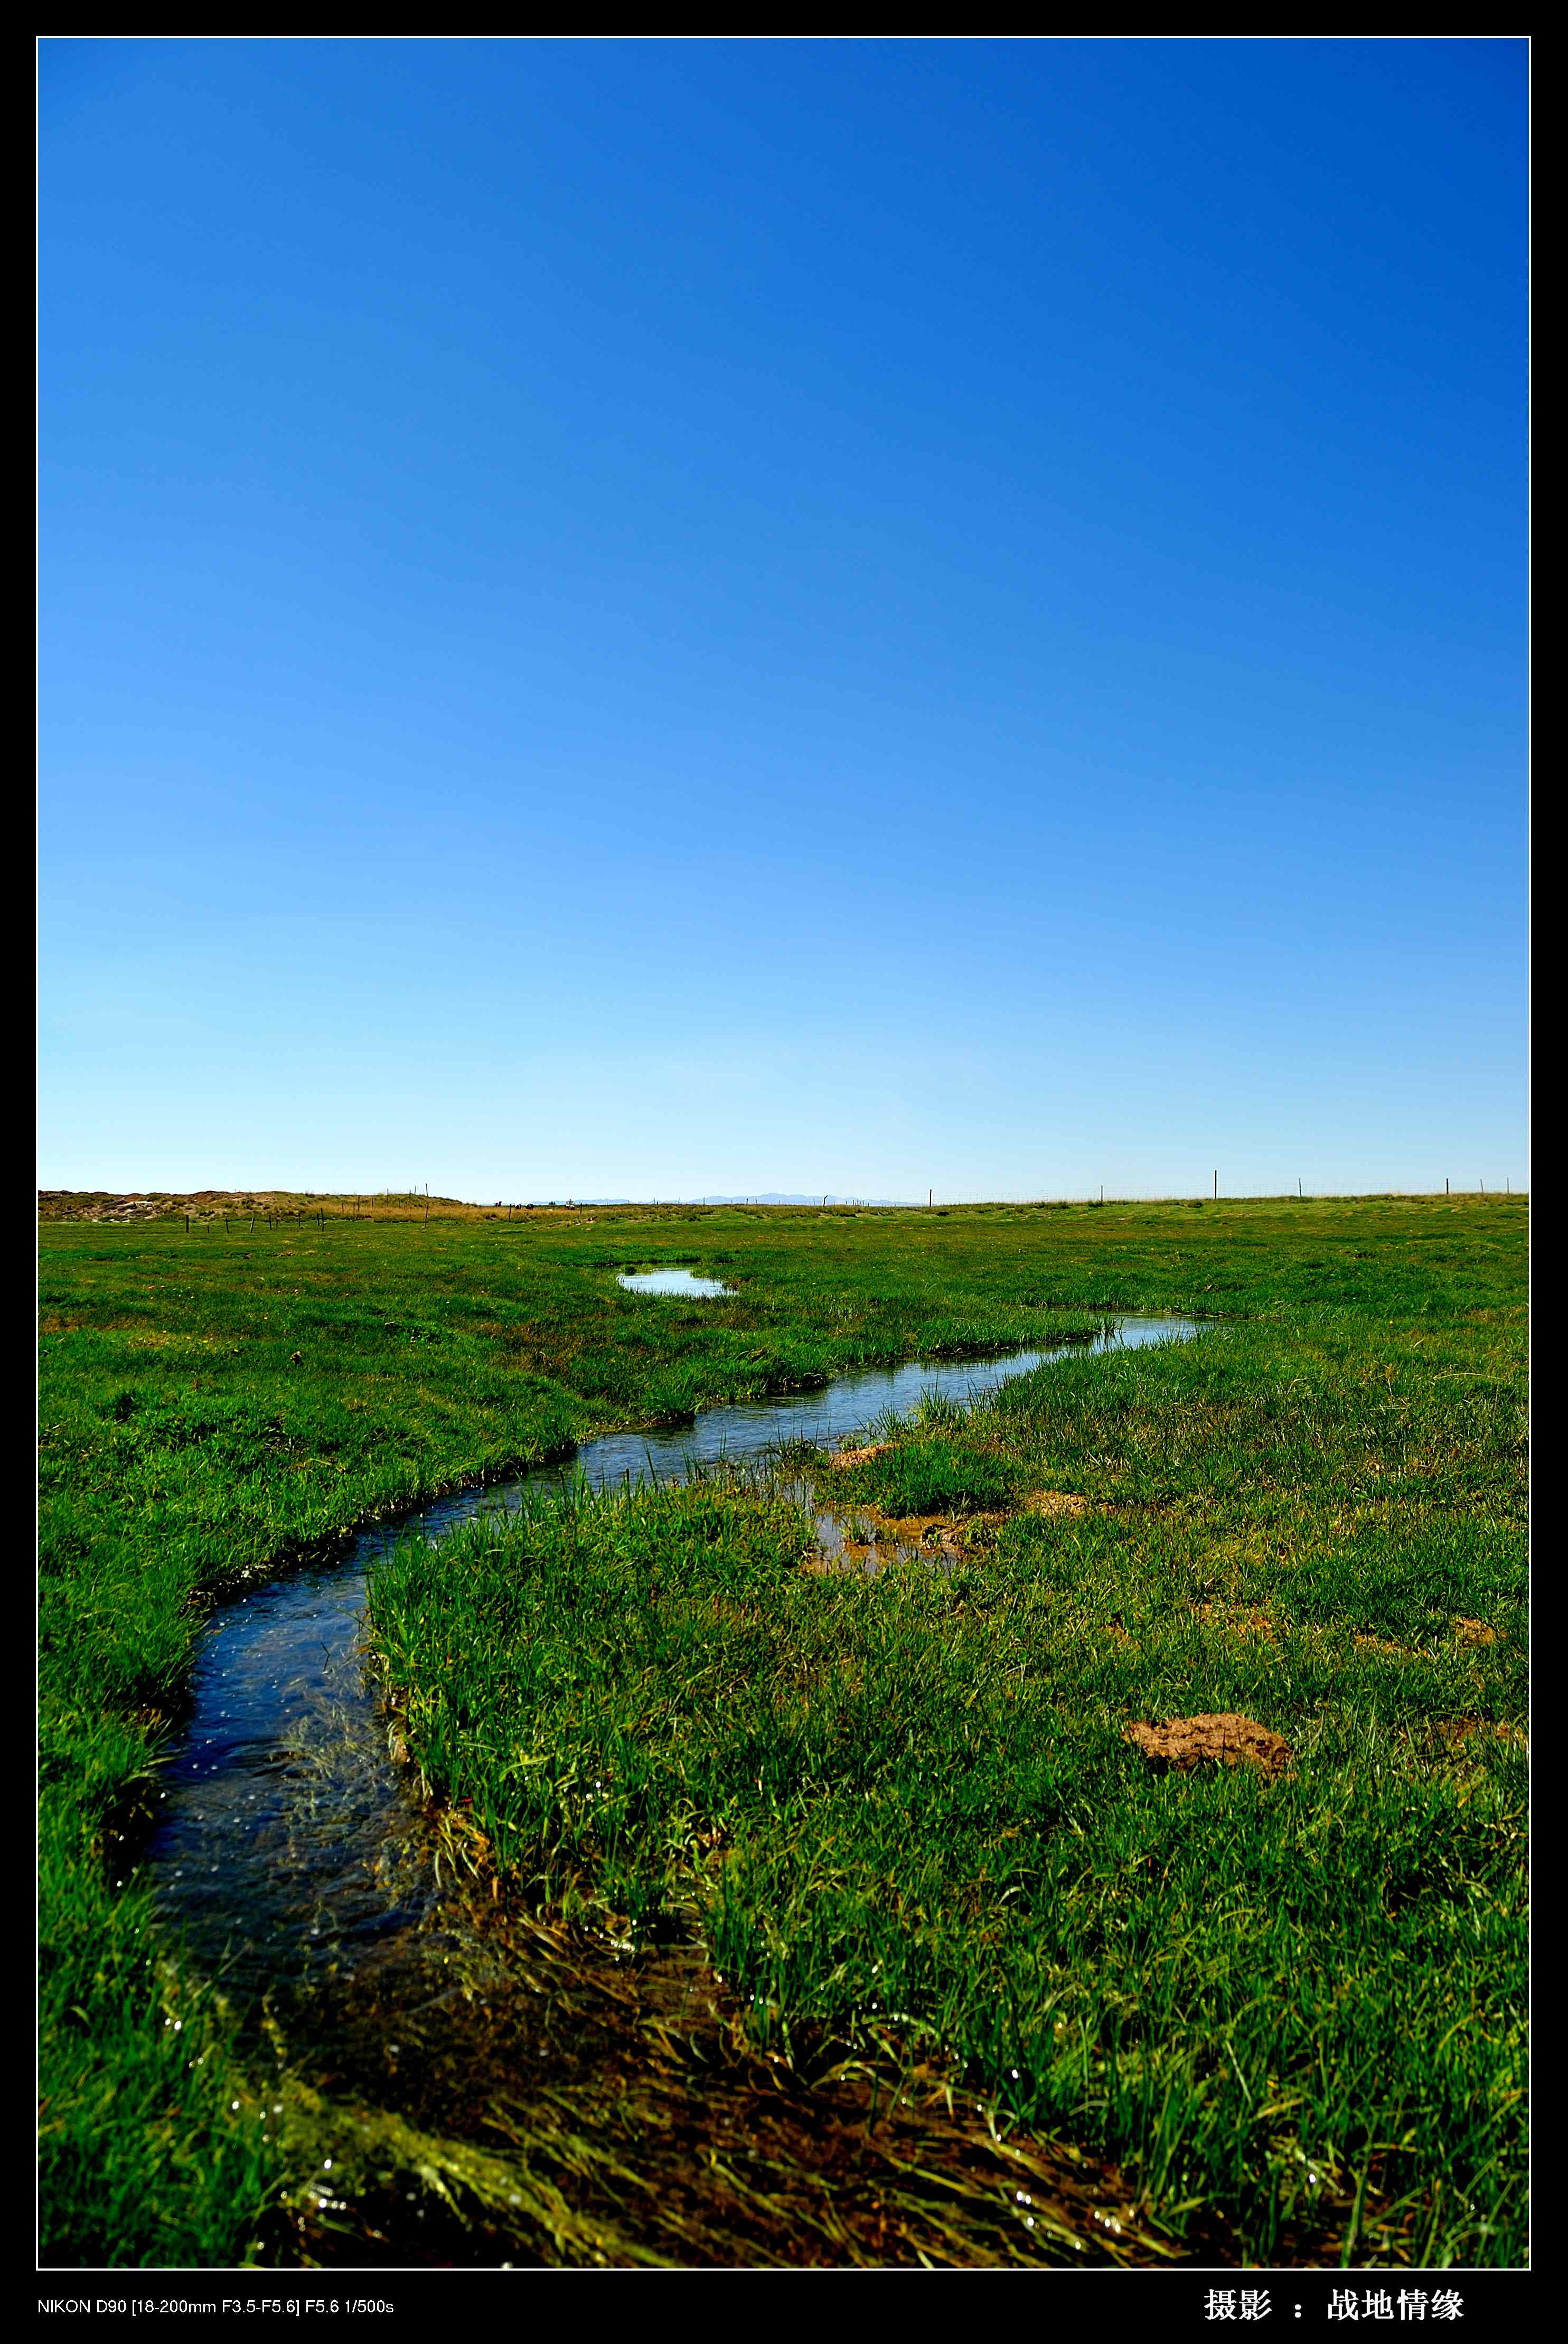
[1124,1712,1292,1779]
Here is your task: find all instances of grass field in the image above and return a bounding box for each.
[37,1194,1527,2266]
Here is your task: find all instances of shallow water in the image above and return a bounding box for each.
[514,1315,1197,1501]
[616,1267,734,1298]
[140,1315,1201,2262]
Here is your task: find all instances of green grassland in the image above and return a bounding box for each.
[38,1195,1526,2265]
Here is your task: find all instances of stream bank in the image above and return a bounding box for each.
[145,1322,1204,2265]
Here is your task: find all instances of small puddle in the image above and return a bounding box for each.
[794,1492,969,1578]
[617,1268,734,1298]
[141,1315,1202,2264]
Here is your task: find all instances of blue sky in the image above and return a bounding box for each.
[39,38,1527,1201]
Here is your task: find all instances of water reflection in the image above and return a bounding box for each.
[517,1315,1198,1501]
[617,1268,734,1298]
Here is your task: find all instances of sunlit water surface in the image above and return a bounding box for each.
[616,1267,735,1298]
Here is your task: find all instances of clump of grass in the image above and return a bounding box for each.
[833,1437,1012,1515]
[38,1774,286,2265]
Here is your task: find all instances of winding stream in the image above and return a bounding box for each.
[143,1316,1202,2265]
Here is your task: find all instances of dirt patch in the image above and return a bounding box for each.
[1415,1715,1527,1758]
[1201,1605,1277,1643]
[831,1443,892,1470]
[1354,1632,1417,1661]
[1124,1713,1292,1779]
[1026,1490,1090,1518]
[38,1192,174,1223]
[1453,1616,1500,1648]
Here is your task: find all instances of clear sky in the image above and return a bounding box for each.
[39,37,1527,1202]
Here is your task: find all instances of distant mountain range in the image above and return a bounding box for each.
[696,1193,912,1206]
